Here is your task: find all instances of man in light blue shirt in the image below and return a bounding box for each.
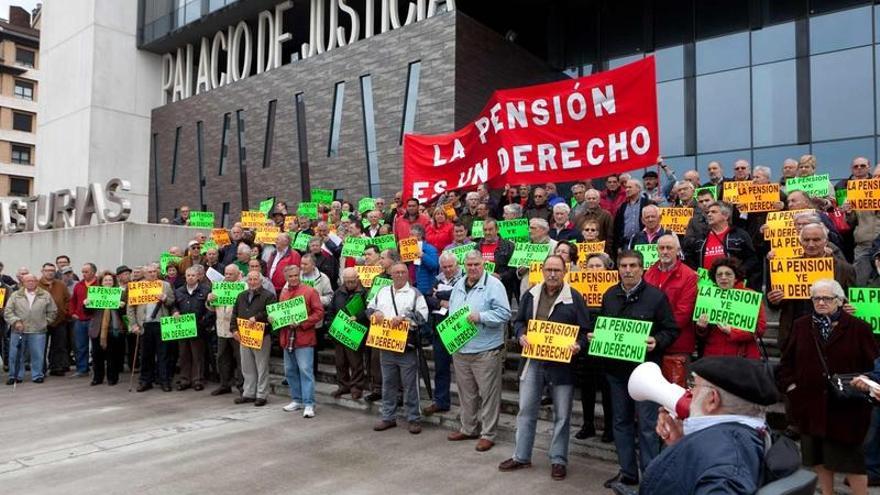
[446,250,511,452]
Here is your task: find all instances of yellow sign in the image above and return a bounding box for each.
[127,280,164,306]
[254,226,280,245]
[735,183,781,213]
[769,257,834,299]
[0,287,5,307]
[659,207,693,234]
[241,210,270,229]
[528,262,544,285]
[723,181,743,204]
[567,270,619,307]
[522,319,579,363]
[356,265,384,287]
[398,237,420,262]
[846,179,880,210]
[769,236,804,258]
[211,228,231,246]
[575,241,606,259]
[366,317,409,353]
[763,225,799,240]
[237,318,265,350]
[766,209,813,227]
[443,203,457,220]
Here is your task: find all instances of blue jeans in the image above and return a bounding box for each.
[284,347,315,407]
[73,319,91,374]
[606,373,660,480]
[513,361,574,465]
[7,332,47,381]
[432,333,452,409]
[866,407,880,480]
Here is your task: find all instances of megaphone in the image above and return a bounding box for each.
[627,362,691,419]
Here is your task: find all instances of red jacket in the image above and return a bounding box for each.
[599,189,626,217]
[278,283,325,348]
[425,222,454,251]
[69,278,99,321]
[644,260,698,354]
[266,248,301,292]
[696,283,766,359]
[393,213,430,240]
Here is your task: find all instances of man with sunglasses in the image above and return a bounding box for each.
[840,157,880,264]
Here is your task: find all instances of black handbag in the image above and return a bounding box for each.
[810,331,871,404]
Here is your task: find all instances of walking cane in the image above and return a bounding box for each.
[12,332,23,393]
[128,332,141,392]
[416,342,433,401]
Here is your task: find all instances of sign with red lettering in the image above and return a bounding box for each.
[403,58,659,203]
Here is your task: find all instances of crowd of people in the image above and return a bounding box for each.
[3,153,880,493]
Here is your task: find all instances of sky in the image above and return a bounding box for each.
[0,0,41,21]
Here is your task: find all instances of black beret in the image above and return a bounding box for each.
[642,171,659,179]
[691,356,779,406]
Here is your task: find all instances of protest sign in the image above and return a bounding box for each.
[692,284,762,332]
[566,270,619,307]
[398,237,421,262]
[189,211,215,228]
[358,197,376,213]
[633,243,659,268]
[366,317,409,353]
[86,286,123,309]
[528,262,544,285]
[297,202,319,220]
[846,179,880,210]
[436,305,479,354]
[575,241,606,260]
[508,242,551,268]
[200,239,218,255]
[588,316,652,363]
[267,296,308,330]
[160,313,197,341]
[128,280,163,305]
[522,319,580,363]
[769,257,834,299]
[470,220,484,238]
[237,319,265,349]
[311,188,334,205]
[341,237,369,258]
[211,281,246,306]
[159,252,181,276]
[695,185,717,200]
[0,287,5,307]
[373,234,398,252]
[344,293,366,317]
[768,235,804,258]
[722,182,741,204]
[254,226,280,244]
[211,228,231,246]
[329,312,369,350]
[291,232,312,251]
[731,183,781,213]
[484,261,496,273]
[356,266,384,287]
[241,211,270,229]
[786,174,830,198]
[765,209,813,227]
[658,207,692,234]
[402,58,659,203]
[366,276,393,301]
[697,267,714,286]
[258,197,275,216]
[497,218,529,242]
[848,288,880,334]
[835,188,848,207]
[447,242,477,264]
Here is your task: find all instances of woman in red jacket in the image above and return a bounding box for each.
[695,257,766,359]
[425,208,454,251]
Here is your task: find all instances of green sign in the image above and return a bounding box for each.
[267,295,309,330]
[447,242,477,264]
[498,218,529,242]
[341,211,351,221]
[292,232,313,251]
[344,293,366,317]
[485,260,496,273]
[85,286,123,309]
[341,237,369,258]
[508,242,551,268]
[849,288,880,334]
[297,202,319,220]
[470,220,484,238]
[835,188,848,206]
[160,252,182,276]
[259,197,275,216]
[367,276,393,301]
[160,313,198,341]
[697,267,715,286]
[200,239,218,255]
[358,197,376,213]
[588,316,652,363]
[328,311,369,351]
[695,185,717,201]
[692,284,763,333]
[373,234,397,252]
[189,211,215,228]
[311,188,334,205]
[786,174,830,198]
[570,197,577,207]
[436,305,479,354]
[634,244,659,268]
[211,281,246,307]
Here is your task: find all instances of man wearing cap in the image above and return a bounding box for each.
[642,170,673,205]
[178,241,204,274]
[633,356,780,494]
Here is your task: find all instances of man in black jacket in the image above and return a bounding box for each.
[231,271,276,406]
[696,202,761,289]
[595,249,679,489]
[327,267,368,399]
[172,266,214,391]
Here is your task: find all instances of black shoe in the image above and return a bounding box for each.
[49,370,66,377]
[234,396,256,404]
[6,378,14,385]
[177,383,191,391]
[540,396,553,406]
[364,392,382,402]
[136,383,152,392]
[601,430,614,443]
[90,380,102,386]
[107,380,118,386]
[604,473,638,488]
[574,426,596,440]
[193,383,204,391]
[211,387,232,396]
[161,384,172,392]
[254,398,267,407]
[33,377,44,384]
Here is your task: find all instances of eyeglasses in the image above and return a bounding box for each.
[811,296,838,303]
[583,228,597,232]
[734,166,747,170]
[854,163,869,168]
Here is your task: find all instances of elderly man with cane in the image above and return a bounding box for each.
[4,274,58,385]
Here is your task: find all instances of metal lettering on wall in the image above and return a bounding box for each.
[0,179,132,235]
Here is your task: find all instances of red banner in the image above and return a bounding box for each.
[403,57,659,203]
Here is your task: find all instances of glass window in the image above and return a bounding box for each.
[171,126,181,184]
[696,68,751,153]
[400,61,421,145]
[753,144,809,172]
[235,110,246,163]
[811,46,873,141]
[263,99,277,167]
[657,80,686,157]
[221,202,230,228]
[184,0,200,25]
[696,32,749,75]
[328,83,345,157]
[653,45,685,82]
[812,137,875,181]
[752,60,797,147]
[751,22,795,65]
[608,54,643,69]
[660,155,696,185]
[563,67,579,79]
[696,149,752,177]
[218,113,230,175]
[196,121,205,206]
[15,48,34,67]
[12,112,32,132]
[360,75,380,197]
[14,80,33,100]
[810,5,871,55]
[8,176,29,196]
[11,144,31,164]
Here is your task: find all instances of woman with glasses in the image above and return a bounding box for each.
[777,279,878,495]
[581,219,614,259]
[694,257,766,359]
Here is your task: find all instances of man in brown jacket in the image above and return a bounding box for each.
[39,263,71,376]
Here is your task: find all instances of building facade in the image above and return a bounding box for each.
[0,6,39,200]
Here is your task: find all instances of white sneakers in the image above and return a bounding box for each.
[303,406,315,418]
[283,401,303,412]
